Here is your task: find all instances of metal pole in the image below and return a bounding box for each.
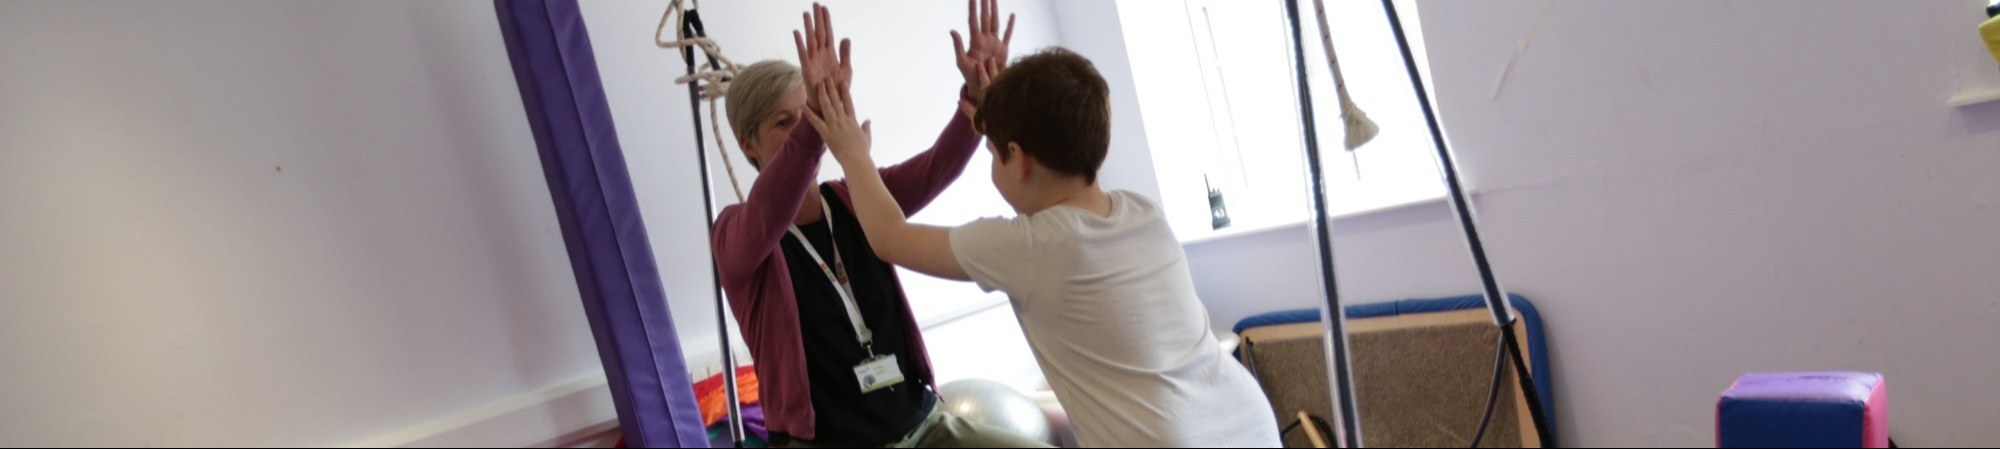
[680,10,744,448]
[1282,0,1363,446]
[1375,0,1554,445]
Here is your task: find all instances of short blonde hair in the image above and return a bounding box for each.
[725,60,804,146]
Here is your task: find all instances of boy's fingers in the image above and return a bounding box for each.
[805,108,827,130]
[840,38,852,71]
[842,82,856,117]
[826,83,849,121]
[828,84,843,114]
[828,82,845,118]
[818,83,833,111]
[815,83,832,116]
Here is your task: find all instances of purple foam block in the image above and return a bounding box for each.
[1718,372,1888,448]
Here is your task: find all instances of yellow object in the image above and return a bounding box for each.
[1985,16,2000,66]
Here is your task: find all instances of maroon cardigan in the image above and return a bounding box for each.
[710,105,981,441]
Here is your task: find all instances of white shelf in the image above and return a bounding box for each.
[1179,219,1310,246]
[1949,86,2000,108]
[1178,193,1460,247]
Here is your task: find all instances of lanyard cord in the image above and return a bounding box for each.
[787,195,875,353]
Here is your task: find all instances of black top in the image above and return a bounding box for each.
[771,184,935,447]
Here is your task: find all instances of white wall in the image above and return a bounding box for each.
[1182,0,2000,446]
[0,1,599,446]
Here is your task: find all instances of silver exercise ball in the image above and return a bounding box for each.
[938,379,1056,445]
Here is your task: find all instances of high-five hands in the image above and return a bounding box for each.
[807,81,872,167]
[951,0,1014,117]
[798,0,1014,159]
[794,3,851,113]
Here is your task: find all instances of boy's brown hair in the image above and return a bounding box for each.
[974,47,1111,184]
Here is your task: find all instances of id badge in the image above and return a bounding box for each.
[854,354,906,394]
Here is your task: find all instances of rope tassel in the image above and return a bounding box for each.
[1309,0,1380,152]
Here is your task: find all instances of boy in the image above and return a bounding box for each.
[806,48,1282,448]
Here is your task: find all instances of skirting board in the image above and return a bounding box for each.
[344,298,1014,448]
[343,373,621,448]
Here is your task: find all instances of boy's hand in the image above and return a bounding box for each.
[806,81,872,166]
[794,3,851,112]
[951,0,1013,116]
[957,59,1000,118]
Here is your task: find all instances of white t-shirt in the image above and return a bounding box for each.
[949,190,1281,448]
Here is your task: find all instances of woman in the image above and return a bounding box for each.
[709,2,1044,448]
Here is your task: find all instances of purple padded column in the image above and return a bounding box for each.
[494,0,708,447]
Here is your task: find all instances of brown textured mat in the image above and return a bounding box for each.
[1241,310,1537,448]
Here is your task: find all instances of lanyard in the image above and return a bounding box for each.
[787,195,874,352]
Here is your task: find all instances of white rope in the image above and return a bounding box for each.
[1310,0,1379,152]
[709,100,744,202]
[657,0,746,202]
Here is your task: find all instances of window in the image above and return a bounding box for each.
[1123,0,1449,241]
[1180,0,1310,234]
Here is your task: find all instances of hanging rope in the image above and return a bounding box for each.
[1309,0,1380,152]
[658,0,748,203]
